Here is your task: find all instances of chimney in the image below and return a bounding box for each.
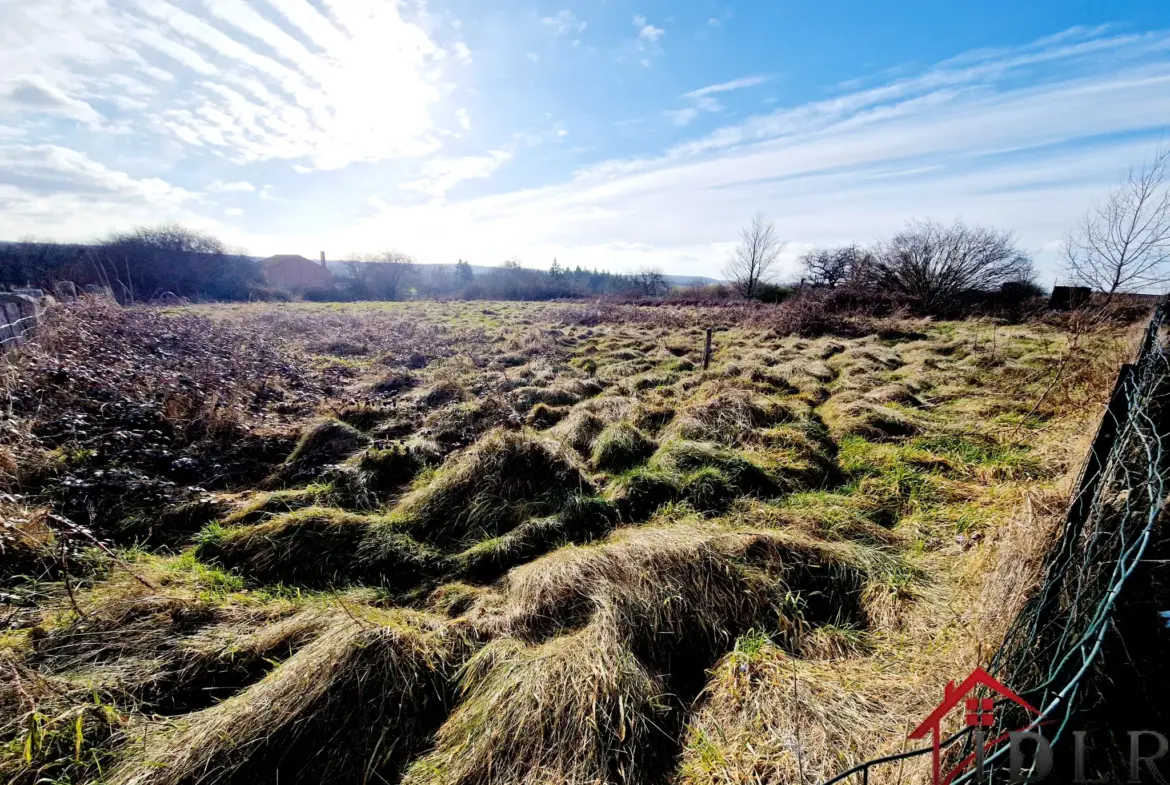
[320,251,327,269]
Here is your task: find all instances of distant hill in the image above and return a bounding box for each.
[319,259,723,287]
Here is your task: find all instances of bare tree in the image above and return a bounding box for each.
[633,266,669,297]
[347,250,416,300]
[99,223,254,299]
[1064,146,1170,298]
[800,244,873,288]
[724,213,784,299]
[873,219,1033,309]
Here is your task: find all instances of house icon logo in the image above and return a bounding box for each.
[909,667,1040,785]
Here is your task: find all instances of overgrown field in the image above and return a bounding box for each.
[0,299,1137,785]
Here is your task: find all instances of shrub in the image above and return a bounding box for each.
[303,287,352,302]
[247,283,293,302]
[753,283,792,303]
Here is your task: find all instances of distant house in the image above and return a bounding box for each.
[260,252,334,292]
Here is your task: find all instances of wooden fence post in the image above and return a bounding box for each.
[702,327,713,370]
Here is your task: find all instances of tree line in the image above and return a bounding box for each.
[326,255,667,302]
[0,230,669,302]
[0,226,257,301]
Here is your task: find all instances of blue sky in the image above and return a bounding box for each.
[2,0,1169,282]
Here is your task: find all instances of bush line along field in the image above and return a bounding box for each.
[0,298,1137,785]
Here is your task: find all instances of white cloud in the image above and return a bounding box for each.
[683,76,768,99]
[132,28,217,75]
[2,0,453,171]
[541,10,586,36]
[0,143,202,240]
[527,52,540,64]
[639,24,665,43]
[667,75,769,125]
[453,42,472,63]
[400,150,513,198]
[224,206,243,216]
[632,15,646,26]
[0,76,103,125]
[456,108,471,131]
[207,179,255,193]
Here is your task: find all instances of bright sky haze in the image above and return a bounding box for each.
[2,0,1170,282]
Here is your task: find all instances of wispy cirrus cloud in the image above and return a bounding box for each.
[668,74,769,125]
[343,27,1170,280]
[400,150,513,199]
[682,75,769,100]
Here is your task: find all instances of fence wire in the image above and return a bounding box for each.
[823,298,1170,785]
[0,312,41,350]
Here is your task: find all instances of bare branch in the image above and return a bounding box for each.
[800,244,874,288]
[872,219,1033,309]
[724,213,785,299]
[633,266,669,297]
[1064,145,1170,297]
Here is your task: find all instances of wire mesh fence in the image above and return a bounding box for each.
[821,297,1170,784]
[0,313,41,350]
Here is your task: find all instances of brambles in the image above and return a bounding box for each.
[1,300,1123,785]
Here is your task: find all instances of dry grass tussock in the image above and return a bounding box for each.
[0,299,1137,785]
[110,611,475,785]
[388,428,596,548]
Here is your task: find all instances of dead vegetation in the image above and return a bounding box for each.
[0,298,1140,785]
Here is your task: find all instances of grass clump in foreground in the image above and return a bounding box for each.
[403,623,675,785]
[197,507,443,588]
[678,641,893,785]
[265,418,368,487]
[406,525,877,785]
[591,421,656,472]
[108,611,475,785]
[388,428,597,548]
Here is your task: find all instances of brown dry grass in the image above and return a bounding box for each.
[0,299,1139,785]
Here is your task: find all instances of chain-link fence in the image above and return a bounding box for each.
[823,298,1170,784]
